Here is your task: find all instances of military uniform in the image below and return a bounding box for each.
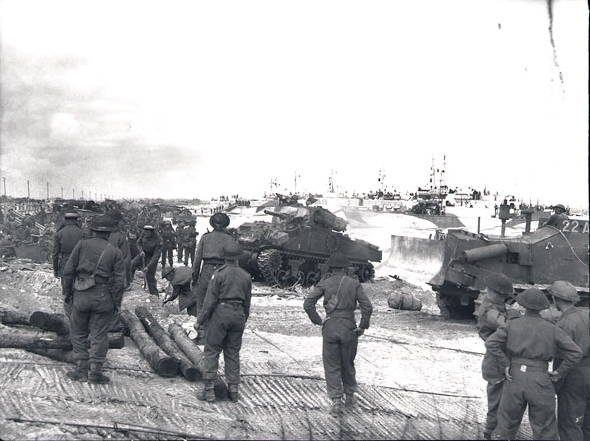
[192,226,236,339]
[52,217,84,299]
[476,274,519,439]
[131,229,162,295]
[182,223,197,266]
[550,281,590,441]
[108,230,132,287]
[160,225,177,267]
[304,265,373,409]
[163,266,194,314]
[197,244,251,402]
[62,223,125,382]
[486,289,582,440]
[176,223,185,262]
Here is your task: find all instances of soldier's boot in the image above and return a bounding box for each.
[344,393,357,408]
[330,398,342,417]
[66,360,88,382]
[88,363,110,384]
[197,381,215,403]
[228,384,239,403]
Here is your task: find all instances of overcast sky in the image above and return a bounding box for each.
[0,0,588,207]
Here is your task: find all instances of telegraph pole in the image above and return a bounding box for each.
[27,180,30,199]
[46,182,49,199]
[2,177,6,197]
[72,189,75,199]
[61,187,64,199]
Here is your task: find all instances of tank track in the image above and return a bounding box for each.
[256,248,375,287]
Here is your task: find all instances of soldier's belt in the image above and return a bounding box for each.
[203,258,224,265]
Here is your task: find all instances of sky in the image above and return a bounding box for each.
[0,0,588,208]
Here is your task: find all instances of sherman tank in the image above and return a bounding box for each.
[428,216,589,319]
[235,202,382,286]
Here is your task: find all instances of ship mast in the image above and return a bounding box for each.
[439,154,447,193]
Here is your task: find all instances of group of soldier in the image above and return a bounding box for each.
[48,202,590,434]
[478,273,589,440]
[50,207,374,412]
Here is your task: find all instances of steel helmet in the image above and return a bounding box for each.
[548,281,580,303]
[210,212,230,229]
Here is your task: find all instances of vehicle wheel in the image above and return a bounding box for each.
[257,249,284,286]
[356,264,375,282]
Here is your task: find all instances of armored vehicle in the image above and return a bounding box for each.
[235,202,382,286]
[428,217,589,318]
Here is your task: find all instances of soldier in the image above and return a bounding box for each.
[161,265,196,316]
[131,225,162,296]
[546,203,569,228]
[182,219,198,267]
[476,274,520,440]
[52,212,84,305]
[192,212,236,344]
[486,288,582,440]
[176,219,185,263]
[548,281,590,441]
[303,251,373,416]
[105,209,132,290]
[61,215,126,384]
[195,241,252,403]
[159,220,177,268]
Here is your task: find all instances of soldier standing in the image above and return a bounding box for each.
[303,251,373,416]
[52,212,84,305]
[131,225,162,296]
[61,215,125,383]
[195,241,252,403]
[105,209,132,290]
[160,220,176,268]
[485,288,582,440]
[161,265,196,316]
[549,281,590,441]
[192,213,235,344]
[476,274,520,440]
[182,219,198,267]
[176,219,185,263]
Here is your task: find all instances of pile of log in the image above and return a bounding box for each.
[1,306,228,399]
[0,308,125,362]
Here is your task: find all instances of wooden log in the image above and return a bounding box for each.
[0,326,124,349]
[0,308,31,326]
[134,307,199,381]
[25,348,75,364]
[120,310,178,377]
[168,323,228,398]
[29,311,70,335]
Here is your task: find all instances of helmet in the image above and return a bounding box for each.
[554,204,566,213]
[221,241,242,259]
[484,273,514,296]
[326,251,350,268]
[90,215,116,232]
[161,266,175,279]
[516,288,550,310]
[163,220,172,226]
[64,212,79,219]
[144,225,155,231]
[106,209,123,222]
[210,212,230,229]
[548,281,580,303]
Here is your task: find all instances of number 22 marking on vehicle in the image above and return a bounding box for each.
[563,220,589,233]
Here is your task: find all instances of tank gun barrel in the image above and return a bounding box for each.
[263,210,291,220]
[460,244,507,263]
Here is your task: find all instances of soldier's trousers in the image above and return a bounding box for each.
[202,303,246,384]
[131,255,158,295]
[485,381,504,436]
[493,367,559,440]
[194,263,224,335]
[183,245,195,266]
[557,365,590,441]
[70,284,115,365]
[321,316,359,400]
[161,247,174,267]
[177,245,183,262]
